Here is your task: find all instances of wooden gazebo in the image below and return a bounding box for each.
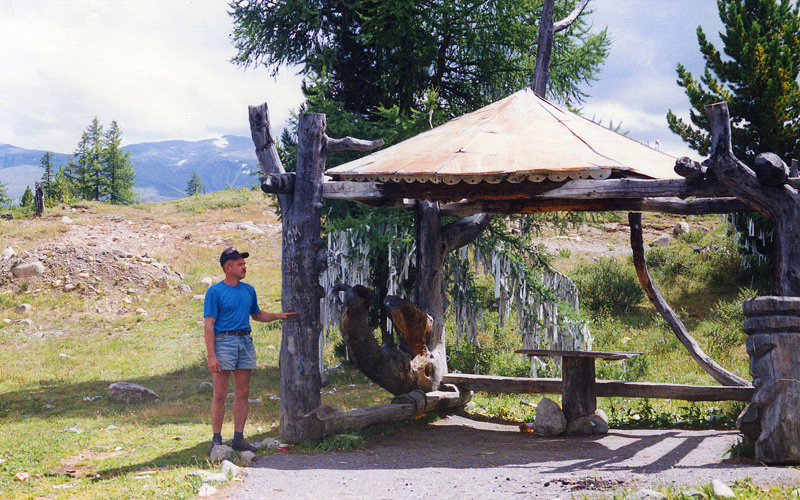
[250,88,800,464]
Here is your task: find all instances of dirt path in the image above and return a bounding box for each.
[225,415,800,499]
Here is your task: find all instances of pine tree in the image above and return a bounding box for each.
[20,185,34,209]
[666,0,800,264]
[68,118,106,201]
[0,180,10,207]
[186,170,203,197]
[52,166,71,204]
[40,152,56,201]
[667,0,800,164]
[103,121,137,204]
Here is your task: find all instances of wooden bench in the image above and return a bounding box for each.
[515,349,643,423]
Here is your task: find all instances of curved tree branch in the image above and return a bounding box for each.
[629,212,751,387]
[442,213,493,254]
[553,0,590,32]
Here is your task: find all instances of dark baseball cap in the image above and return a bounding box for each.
[220,247,250,267]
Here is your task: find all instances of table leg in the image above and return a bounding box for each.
[561,356,596,423]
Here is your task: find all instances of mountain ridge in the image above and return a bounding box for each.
[0,135,261,202]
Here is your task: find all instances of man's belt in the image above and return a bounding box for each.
[218,329,251,336]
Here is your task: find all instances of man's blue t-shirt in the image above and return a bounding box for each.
[204,281,260,333]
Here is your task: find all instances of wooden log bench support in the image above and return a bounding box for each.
[515,349,642,423]
[441,373,755,402]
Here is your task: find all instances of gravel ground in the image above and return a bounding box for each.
[224,414,800,499]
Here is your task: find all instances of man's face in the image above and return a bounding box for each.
[224,258,247,280]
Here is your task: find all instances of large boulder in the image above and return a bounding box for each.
[108,382,159,402]
[11,261,45,279]
[532,397,567,436]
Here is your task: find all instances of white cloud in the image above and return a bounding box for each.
[0,0,305,152]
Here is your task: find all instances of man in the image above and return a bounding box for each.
[204,246,295,453]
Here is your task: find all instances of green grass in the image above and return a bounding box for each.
[0,201,787,499]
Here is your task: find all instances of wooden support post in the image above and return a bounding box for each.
[561,356,596,423]
[704,102,800,463]
[278,113,327,443]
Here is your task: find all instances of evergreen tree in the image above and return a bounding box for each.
[68,118,106,201]
[103,121,137,204]
[186,170,203,196]
[20,185,34,209]
[230,0,609,114]
[667,0,800,164]
[0,180,10,207]
[40,151,56,201]
[52,166,71,204]
[666,0,800,264]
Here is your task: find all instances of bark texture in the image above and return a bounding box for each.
[334,284,436,396]
[703,102,800,464]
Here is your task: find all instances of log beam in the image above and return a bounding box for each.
[323,177,734,203]
[300,387,472,438]
[441,373,754,401]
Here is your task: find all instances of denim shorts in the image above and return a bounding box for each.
[214,333,257,371]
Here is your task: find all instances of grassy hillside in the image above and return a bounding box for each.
[0,191,763,498]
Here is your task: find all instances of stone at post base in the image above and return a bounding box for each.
[532,397,566,436]
[742,296,800,464]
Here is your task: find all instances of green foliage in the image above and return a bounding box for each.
[51,166,72,204]
[596,355,650,381]
[19,185,34,209]
[607,400,744,429]
[103,121,137,205]
[66,118,136,204]
[571,257,645,313]
[645,229,770,292]
[667,0,800,262]
[230,0,609,115]
[186,170,204,197]
[697,288,757,355]
[39,151,57,202]
[0,178,11,207]
[448,342,494,375]
[297,433,365,452]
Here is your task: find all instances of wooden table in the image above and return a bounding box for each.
[515,349,643,423]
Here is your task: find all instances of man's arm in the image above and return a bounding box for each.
[251,310,297,323]
[204,316,220,373]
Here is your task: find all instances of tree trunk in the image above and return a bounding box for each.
[532,0,590,98]
[278,113,327,443]
[334,284,436,395]
[703,102,800,463]
[301,387,472,438]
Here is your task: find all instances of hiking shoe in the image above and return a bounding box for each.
[231,437,258,453]
[208,437,223,456]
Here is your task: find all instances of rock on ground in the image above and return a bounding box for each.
[11,261,45,279]
[209,444,233,463]
[674,221,691,236]
[709,479,735,498]
[635,488,667,500]
[650,234,670,247]
[0,247,15,260]
[533,397,566,436]
[107,382,159,402]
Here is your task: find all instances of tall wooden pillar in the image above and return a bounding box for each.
[741,297,800,463]
[705,102,800,464]
[279,113,327,443]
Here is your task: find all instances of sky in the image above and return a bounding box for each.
[1,0,724,159]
